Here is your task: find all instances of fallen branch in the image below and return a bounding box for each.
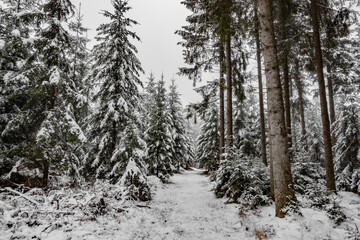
[136,204,151,209]
[3,187,40,206]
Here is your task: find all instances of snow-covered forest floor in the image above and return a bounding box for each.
[1,169,360,240]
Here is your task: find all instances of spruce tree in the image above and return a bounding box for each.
[68,4,90,124]
[197,103,220,171]
[146,76,173,177]
[334,96,360,193]
[85,0,145,188]
[0,0,36,177]
[33,0,87,186]
[259,0,297,218]
[310,0,337,193]
[168,79,193,170]
[1,0,86,187]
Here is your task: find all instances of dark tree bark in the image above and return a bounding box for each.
[219,43,225,161]
[43,160,49,187]
[226,32,233,149]
[326,64,336,146]
[268,117,275,200]
[294,59,307,146]
[290,79,297,149]
[259,0,296,218]
[279,0,292,150]
[254,0,267,166]
[310,0,337,193]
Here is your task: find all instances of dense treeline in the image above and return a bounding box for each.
[178,0,360,217]
[0,0,193,200]
[1,0,360,220]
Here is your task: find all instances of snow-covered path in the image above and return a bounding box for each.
[4,169,360,239]
[121,169,244,240]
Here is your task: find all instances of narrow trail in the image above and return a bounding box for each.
[124,169,245,240]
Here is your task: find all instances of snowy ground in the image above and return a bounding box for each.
[1,169,360,239]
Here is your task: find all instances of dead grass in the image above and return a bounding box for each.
[254,228,269,240]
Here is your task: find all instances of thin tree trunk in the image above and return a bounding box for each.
[268,117,275,200]
[259,0,296,218]
[254,0,267,166]
[294,59,307,147]
[280,0,292,150]
[43,160,49,188]
[219,43,225,161]
[310,0,337,193]
[326,64,336,146]
[290,79,297,150]
[226,33,233,149]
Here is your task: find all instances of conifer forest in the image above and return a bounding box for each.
[1,0,360,239]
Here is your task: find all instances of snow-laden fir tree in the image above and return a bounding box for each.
[140,73,156,134]
[84,0,149,198]
[146,75,173,177]
[1,0,87,187]
[28,0,87,187]
[112,112,150,201]
[68,4,90,124]
[334,86,360,193]
[233,87,261,159]
[196,103,220,171]
[0,0,37,177]
[167,79,193,170]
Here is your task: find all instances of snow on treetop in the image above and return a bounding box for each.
[0,39,5,49]
[118,158,146,186]
[49,67,61,84]
[11,29,21,37]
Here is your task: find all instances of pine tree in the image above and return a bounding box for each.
[233,88,261,159]
[0,0,36,177]
[146,76,173,177]
[168,79,193,170]
[112,111,150,200]
[85,0,144,186]
[334,95,360,193]
[1,0,86,187]
[259,0,297,218]
[254,0,267,166]
[32,0,87,186]
[68,4,90,124]
[197,103,220,171]
[310,0,337,193]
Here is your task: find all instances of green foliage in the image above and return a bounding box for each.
[0,0,86,185]
[168,79,194,170]
[334,95,360,193]
[214,156,270,209]
[292,150,327,196]
[196,103,220,172]
[145,76,173,177]
[84,0,145,184]
[233,88,261,158]
[326,196,347,226]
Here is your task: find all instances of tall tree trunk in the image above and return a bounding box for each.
[268,117,275,200]
[310,0,337,193]
[219,43,225,161]
[279,0,292,151]
[326,64,336,146]
[294,59,307,147]
[254,0,267,166]
[226,32,233,149]
[290,79,297,150]
[259,0,296,218]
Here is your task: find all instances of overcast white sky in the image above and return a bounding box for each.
[72,0,207,105]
